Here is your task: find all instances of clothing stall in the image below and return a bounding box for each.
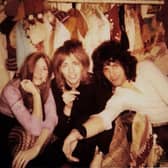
[48,0,164,4]
[35,0,168,77]
[0,0,166,93]
[0,0,168,167]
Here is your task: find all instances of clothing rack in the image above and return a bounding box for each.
[48,0,164,5]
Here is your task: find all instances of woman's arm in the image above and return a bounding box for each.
[20,80,43,120]
[3,81,42,135]
[12,128,51,168]
[12,89,57,168]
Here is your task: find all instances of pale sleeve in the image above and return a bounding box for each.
[42,89,58,134]
[93,94,125,130]
[3,84,42,136]
[140,60,168,104]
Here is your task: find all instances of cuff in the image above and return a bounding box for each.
[75,125,87,138]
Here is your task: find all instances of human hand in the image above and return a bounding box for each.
[62,89,80,108]
[90,146,103,168]
[12,146,40,168]
[21,79,39,95]
[63,129,83,162]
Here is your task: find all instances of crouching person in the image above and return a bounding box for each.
[63,40,168,167]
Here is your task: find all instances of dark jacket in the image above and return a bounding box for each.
[50,75,113,167]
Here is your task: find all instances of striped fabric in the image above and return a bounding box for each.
[8,126,38,157]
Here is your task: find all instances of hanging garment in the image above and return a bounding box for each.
[0,16,17,70]
[125,6,144,53]
[6,40,17,71]
[0,33,10,93]
[0,10,9,92]
[52,18,71,58]
[152,42,168,76]
[23,0,44,16]
[79,8,110,72]
[104,4,121,41]
[12,0,25,21]
[80,3,111,17]
[40,11,71,59]
[119,5,129,51]
[124,6,136,51]
[5,0,20,17]
[63,8,88,40]
[56,2,73,12]
[16,12,53,66]
[157,0,168,48]
[54,10,70,23]
[16,21,36,69]
[36,12,53,57]
[0,7,6,23]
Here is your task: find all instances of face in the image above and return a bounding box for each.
[33,58,48,86]
[103,62,127,87]
[60,54,83,88]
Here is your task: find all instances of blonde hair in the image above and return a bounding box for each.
[53,40,90,89]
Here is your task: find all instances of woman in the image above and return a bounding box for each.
[49,39,113,167]
[0,52,58,168]
[63,40,168,167]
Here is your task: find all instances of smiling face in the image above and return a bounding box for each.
[33,57,48,86]
[103,61,127,87]
[60,54,83,89]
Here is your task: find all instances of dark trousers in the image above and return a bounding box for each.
[0,113,15,167]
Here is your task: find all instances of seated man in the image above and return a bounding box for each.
[63,40,168,167]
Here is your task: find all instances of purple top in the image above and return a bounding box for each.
[0,79,58,136]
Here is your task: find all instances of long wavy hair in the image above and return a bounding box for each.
[19,52,52,109]
[52,40,90,90]
[92,40,137,88]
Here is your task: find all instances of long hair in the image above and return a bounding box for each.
[53,40,90,89]
[92,40,137,86]
[19,52,52,109]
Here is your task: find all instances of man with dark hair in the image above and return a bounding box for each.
[63,40,168,167]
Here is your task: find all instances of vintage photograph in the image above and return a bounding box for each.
[0,0,168,167]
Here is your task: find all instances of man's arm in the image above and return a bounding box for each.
[83,116,106,138]
[62,115,105,162]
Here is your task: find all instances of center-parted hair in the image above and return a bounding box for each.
[92,40,137,84]
[19,52,52,108]
[52,40,90,89]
